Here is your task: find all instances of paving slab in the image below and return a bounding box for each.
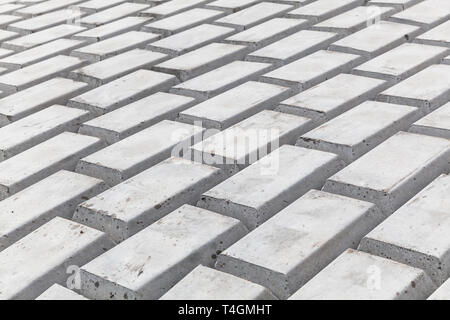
[0,170,107,251]
[367,0,421,10]
[198,145,345,229]
[78,92,195,144]
[388,0,450,30]
[79,3,150,28]
[67,69,178,115]
[14,0,85,17]
[141,0,212,18]
[160,265,276,300]
[73,157,226,243]
[286,0,365,22]
[415,20,450,47]
[359,174,450,285]
[79,204,247,300]
[409,102,450,139]
[205,0,261,12]
[323,131,450,216]
[216,190,383,298]
[76,0,127,13]
[178,81,291,129]
[36,284,88,300]
[0,217,114,300]
[289,249,436,300]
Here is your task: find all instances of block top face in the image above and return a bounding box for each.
[288,0,364,20]
[363,174,450,258]
[413,102,450,131]
[289,249,434,300]
[221,190,378,274]
[327,131,450,192]
[416,20,450,44]
[390,0,450,26]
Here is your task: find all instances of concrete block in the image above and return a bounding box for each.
[153,42,248,81]
[0,14,22,29]
[0,217,114,300]
[76,0,127,13]
[14,0,85,17]
[71,31,159,62]
[178,81,291,129]
[409,102,450,139]
[359,174,450,285]
[147,23,235,57]
[36,284,88,300]
[0,132,103,200]
[67,69,178,115]
[0,170,107,251]
[73,157,226,243]
[141,0,212,17]
[289,249,436,300]
[260,50,363,91]
[0,4,25,15]
[160,265,276,300]
[246,29,340,66]
[79,204,247,300]
[323,131,450,216]
[79,3,149,28]
[213,2,293,31]
[415,20,450,47]
[0,29,18,43]
[78,92,195,144]
[198,145,345,229]
[205,0,261,13]
[367,0,421,10]
[388,0,450,30]
[286,0,365,22]
[329,21,421,59]
[216,190,384,298]
[352,43,449,82]
[377,64,450,112]
[68,49,167,87]
[76,120,204,186]
[296,101,420,163]
[0,105,89,160]
[0,77,88,126]
[277,74,387,124]
[170,61,272,100]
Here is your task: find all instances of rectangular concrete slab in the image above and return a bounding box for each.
[0,170,107,251]
[178,81,291,129]
[67,69,178,115]
[141,0,212,17]
[160,265,276,300]
[0,217,114,300]
[388,0,450,29]
[79,204,247,300]
[78,92,195,144]
[198,145,345,229]
[205,0,261,12]
[76,0,127,13]
[73,157,226,243]
[289,249,436,300]
[409,102,450,139]
[76,120,205,186]
[323,131,450,216]
[287,0,365,22]
[216,190,384,298]
[0,132,103,200]
[78,3,150,28]
[359,174,450,285]
[415,20,450,47]
[367,0,421,10]
[14,0,85,17]
[190,110,312,172]
[296,101,420,163]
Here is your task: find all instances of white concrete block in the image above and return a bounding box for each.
[76,0,127,13]
[0,217,114,299]
[0,29,18,43]
[67,69,178,115]
[409,102,450,139]
[246,29,340,66]
[170,61,272,100]
[14,0,85,17]
[36,284,88,300]
[329,21,421,58]
[415,20,450,47]
[216,190,383,298]
[198,146,345,229]
[323,131,450,216]
[73,157,226,242]
[160,265,276,300]
[0,55,86,94]
[213,2,293,31]
[296,101,420,163]
[71,31,159,62]
[388,0,450,29]
[147,23,235,57]
[79,204,247,300]
[0,132,103,200]
[153,42,248,81]
[260,50,363,91]
[205,0,261,13]
[277,74,387,124]
[143,8,225,36]
[79,3,149,27]
[0,105,89,160]
[78,92,195,144]
[0,77,88,126]
[141,0,211,17]
[68,49,167,87]
[0,4,25,15]
[178,81,291,129]
[287,0,365,22]
[289,249,436,300]
[76,120,205,186]
[352,43,449,82]
[368,0,421,10]
[0,170,107,251]
[359,174,450,285]
[0,14,22,28]
[377,64,450,112]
